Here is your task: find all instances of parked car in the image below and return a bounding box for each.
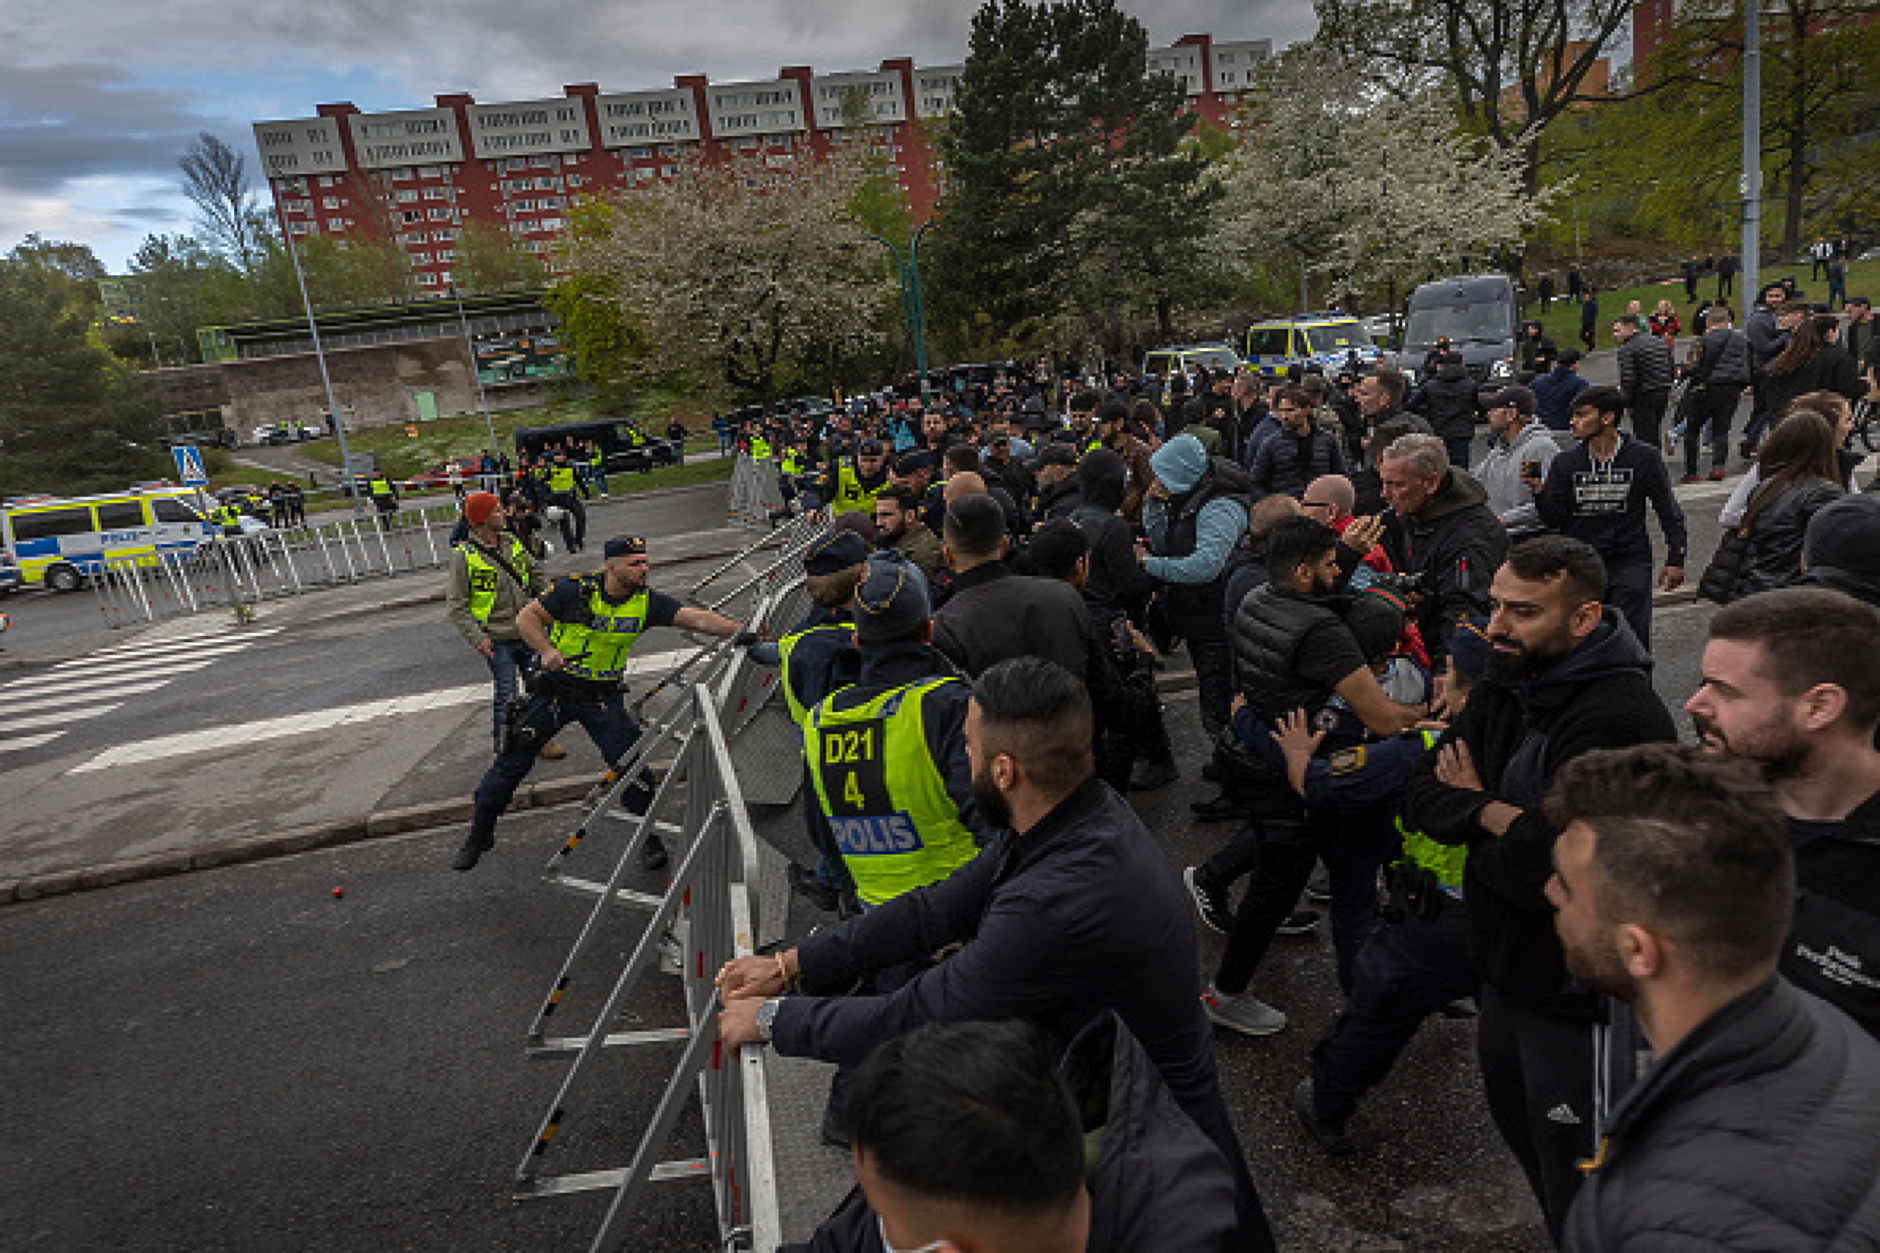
[0,549,21,597]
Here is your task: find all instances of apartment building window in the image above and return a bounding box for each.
[534,176,559,190]
[427,207,454,221]
[417,273,439,286]
[395,189,419,202]
[327,217,346,231]
[656,143,680,157]
[410,251,430,265]
[318,174,339,188]
[401,210,424,224]
[290,222,313,235]
[321,197,341,209]
[531,155,557,168]
[422,188,447,200]
[436,249,455,261]
[431,229,456,241]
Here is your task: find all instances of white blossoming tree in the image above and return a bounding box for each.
[561,146,893,406]
[1213,46,1561,311]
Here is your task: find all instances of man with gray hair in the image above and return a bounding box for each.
[1377,433,1509,673]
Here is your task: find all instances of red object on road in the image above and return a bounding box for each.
[331,887,345,899]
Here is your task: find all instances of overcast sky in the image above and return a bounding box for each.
[0,0,1317,272]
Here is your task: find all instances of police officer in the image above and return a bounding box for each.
[803,439,892,518]
[444,491,564,760]
[211,498,243,537]
[451,536,750,872]
[768,531,867,913]
[366,470,399,526]
[1294,619,1492,1155]
[544,451,587,553]
[801,559,993,1143]
[585,440,608,498]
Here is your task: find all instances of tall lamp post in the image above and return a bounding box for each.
[865,220,933,400]
[451,286,501,460]
[1740,0,1762,302]
[282,219,363,512]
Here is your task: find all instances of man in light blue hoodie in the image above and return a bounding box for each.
[1142,432,1252,742]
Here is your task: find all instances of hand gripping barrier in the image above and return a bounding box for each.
[512,683,782,1253]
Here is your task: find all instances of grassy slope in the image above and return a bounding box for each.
[1527,258,1879,351]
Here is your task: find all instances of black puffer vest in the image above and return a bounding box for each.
[1232,583,1347,720]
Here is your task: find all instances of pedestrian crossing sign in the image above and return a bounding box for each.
[172,444,208,486]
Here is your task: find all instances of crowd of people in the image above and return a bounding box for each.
[443,294,1880,1249]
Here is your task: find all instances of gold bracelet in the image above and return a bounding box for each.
[774,951,791,991]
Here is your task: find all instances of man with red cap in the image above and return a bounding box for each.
[446,491,563,759]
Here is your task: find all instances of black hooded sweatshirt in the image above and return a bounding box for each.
[1406,612,1678,1020]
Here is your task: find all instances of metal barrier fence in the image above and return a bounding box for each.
[91,502,463,627]
[725,453,786,527]
[513,682,781,1253]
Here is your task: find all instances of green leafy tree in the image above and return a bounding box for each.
[929,0,1221,358]
[453,220,549,294]
[0,245,167,494]
[1315,0,1635,194]
[120,234,242,365]
[546,201,650,409]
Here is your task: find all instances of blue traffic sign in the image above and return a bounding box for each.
[172,444,208,486]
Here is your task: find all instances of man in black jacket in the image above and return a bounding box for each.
[1525,386,1686,652]
[932,493,1090,680]
[1406,355,1482,467]
[1246,383,1348,500]
[1680,306,1752,481]
[719,658,1277,1251]
[1687,588,1880,1039]
[1544,745,1880,1250]
[1376,433,1509,674]
[782,1017,1239,1253]
[1613,314,1676,451]
[1406,536,1677,1240]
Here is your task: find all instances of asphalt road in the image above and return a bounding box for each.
[0,598,1734,1251]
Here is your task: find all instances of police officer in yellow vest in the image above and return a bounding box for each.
[585,441,608,499]
[1296,618,1493,1155]
[544,451,587,554]
[445,491,563,759]
[211,500,244,537]
[764,530,867,914]
[799,558,993,1143]
[802,439,891,518]
[453,535,752,872]
[367,471,399,526]
[804,561,991,909]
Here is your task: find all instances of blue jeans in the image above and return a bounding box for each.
[485,639,534,749]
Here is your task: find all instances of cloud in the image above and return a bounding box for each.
[1,0,1318,268]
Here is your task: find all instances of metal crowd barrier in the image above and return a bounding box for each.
[88,503,463,627]
[513,683,781,1253]
[725,453,786,527]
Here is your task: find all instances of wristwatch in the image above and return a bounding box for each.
[754,997,782,1044]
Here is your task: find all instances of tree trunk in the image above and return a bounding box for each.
[1779,3,1809,263]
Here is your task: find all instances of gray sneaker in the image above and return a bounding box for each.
[1202,983,1287,1037]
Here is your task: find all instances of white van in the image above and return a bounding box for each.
[2,488,214,592]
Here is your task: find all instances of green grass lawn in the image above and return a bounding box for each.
[1528,258,1879,352]
[297,393,720,480]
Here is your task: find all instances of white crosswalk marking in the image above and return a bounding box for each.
[0,628,277,758]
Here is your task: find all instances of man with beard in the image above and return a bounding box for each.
[1542,745,1880,1249]
[1403,536,1676,1240]
[718,658,1279,1251]
[451,537,751,872]
[871,485,943,583]
[1685,588,1880,1037]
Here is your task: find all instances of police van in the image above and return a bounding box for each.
[1,488,214,592]
[1243,315,1381,378]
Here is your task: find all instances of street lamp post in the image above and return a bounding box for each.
[1741,0,1763,301]
[865,220,933,400]
[283,221,363,511]
[452,286,501,460]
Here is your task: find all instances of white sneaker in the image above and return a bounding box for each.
[1202,983,1287,1036]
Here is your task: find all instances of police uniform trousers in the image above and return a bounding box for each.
[470,685,652,836]
[547,491,587,551]
[1309,901,1477,1123]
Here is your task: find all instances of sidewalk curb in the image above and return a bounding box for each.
[0,772,611,908]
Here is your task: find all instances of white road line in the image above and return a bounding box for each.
[91,622,277,653]
[53,635,266,672]
[70,684,491,773]
[66,648,695,774]
[0,658,220,697]
[0,680,171,717]
[0,732,63,753]
[0,703,122,735]
[82,629,280,665]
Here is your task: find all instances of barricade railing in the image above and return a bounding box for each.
[688,511,818,602]
[698,519,825,620]
[725,452,786,527]
[512,683,781,1253]
[83,502,463,627]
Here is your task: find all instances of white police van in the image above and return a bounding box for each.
[2,487,214,593]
